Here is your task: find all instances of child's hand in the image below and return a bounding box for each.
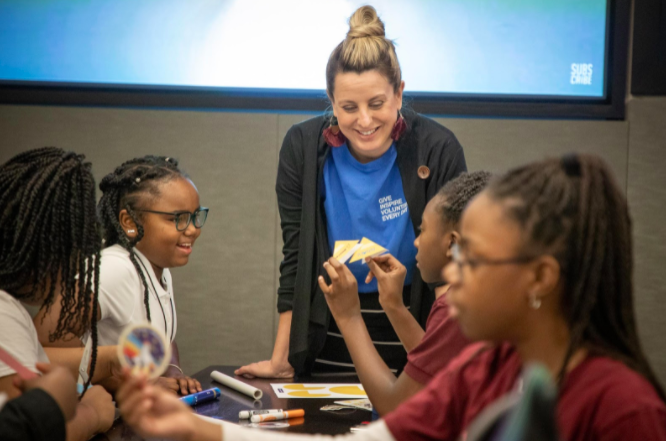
[79,385,115,434]
[366,254,407,312]
[152,377,182,395]
[163,367,203,395]
[319,257,361,325]
[117,370,200,441]
[13,363,78,421]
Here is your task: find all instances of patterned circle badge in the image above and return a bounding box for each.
[117,322,171,379]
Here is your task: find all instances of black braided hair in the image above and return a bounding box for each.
[97,156,184,323]
[434,171,493,226]
[487,153,665,402]
[0,147,101,396]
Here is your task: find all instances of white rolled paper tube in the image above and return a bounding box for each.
[210,370,263,399]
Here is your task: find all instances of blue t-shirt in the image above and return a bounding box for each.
[323,143,417,293]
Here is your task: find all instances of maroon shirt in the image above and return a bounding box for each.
[385,343,666,441]
[404,292,471,384]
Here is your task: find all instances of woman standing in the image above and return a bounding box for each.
[237,6,466,377]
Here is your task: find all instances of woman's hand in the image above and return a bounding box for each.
[235,312,295,379]
[319,257,361,326]
[13,363,78,421]
[366,254,407,312]
[234,360,294,379]
[117,371,205,441]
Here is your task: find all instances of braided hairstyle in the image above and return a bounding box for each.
[0,147,101,395]
[434,171,493,226]
[97,156,184,323]
[487,153,665,401]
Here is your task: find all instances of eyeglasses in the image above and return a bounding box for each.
[451,243,537,272]
[135,207,209,231]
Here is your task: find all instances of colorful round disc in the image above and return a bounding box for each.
[117,322,170,379]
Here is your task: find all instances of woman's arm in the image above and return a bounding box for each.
[274,126,305,314]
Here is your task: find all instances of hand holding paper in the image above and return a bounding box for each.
[319,257,361,324]
[332,238,387,265]
[366,254,407,311]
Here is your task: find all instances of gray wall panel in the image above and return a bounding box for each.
[0,105,280,375]
[627,97,666,385]
[437,118,629,191]
[1,103,664,385]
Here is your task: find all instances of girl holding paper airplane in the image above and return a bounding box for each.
[318,171,491,415]
[236,5,467,379]
[117,154,666,440]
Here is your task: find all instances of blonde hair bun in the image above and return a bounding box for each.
[326,5,402,96]
[346,5,385,40]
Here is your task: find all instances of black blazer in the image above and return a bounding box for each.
[276,108,467,375]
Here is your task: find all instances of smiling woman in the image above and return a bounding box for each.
[236,5,467,379]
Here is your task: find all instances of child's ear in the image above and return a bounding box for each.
[445,231,461,258]
[526,255,562,309]
[118,209,138,239]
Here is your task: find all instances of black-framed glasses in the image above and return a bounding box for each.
[135,207,209,231]
[451,243,537,271]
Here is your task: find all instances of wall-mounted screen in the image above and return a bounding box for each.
[0,0,629,118]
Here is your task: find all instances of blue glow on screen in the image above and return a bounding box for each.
[0,0,607,98]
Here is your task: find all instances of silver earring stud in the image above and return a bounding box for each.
[529,292,542,310]
[127,229,135,234]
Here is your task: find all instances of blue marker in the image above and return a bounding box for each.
[179,387,221,406]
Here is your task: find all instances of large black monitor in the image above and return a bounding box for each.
[0,0,630,119]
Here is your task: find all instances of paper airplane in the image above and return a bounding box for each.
[333,240,363,264]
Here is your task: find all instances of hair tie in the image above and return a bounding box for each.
[561,154,581,177]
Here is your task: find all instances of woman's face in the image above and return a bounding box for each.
[330,70,404,163]
[133,178,202,272]
[443,192,535,343]
[414,197,453,284]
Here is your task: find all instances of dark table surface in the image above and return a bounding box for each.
[96,366,375,440]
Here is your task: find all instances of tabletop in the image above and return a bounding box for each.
[95,366,376,440]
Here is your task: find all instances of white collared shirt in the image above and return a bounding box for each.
[97,244,177,346]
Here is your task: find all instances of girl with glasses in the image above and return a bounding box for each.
[117,154,665,441]
[36,155,206,396]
